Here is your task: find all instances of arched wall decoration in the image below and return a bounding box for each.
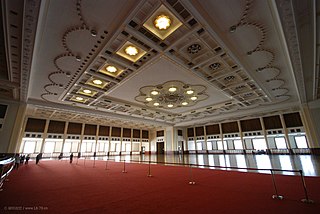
[41,0,107,101]
[229,0,290,100]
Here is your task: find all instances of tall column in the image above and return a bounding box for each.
[130,129,133,155]
[260,117,270,151]
[80,123,85,155]
[300,104,319,148]
[120,127,123,155]
[193,127,196,152]
[95,125,99,155]
[279,114,292,154]
[108,127,112,156]
[139,129,142,153]
[219,123,225,151]
[8,103,27,153]
[40,119,50,153]
[61,121,69,153]
[203,125,207,151]
[237,120,246,152]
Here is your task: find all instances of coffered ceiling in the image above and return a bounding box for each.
[1,0,319,129]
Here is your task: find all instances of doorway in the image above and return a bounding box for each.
[157,142,164,154]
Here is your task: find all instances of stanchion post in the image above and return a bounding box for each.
[147,159,152,177]
[270,170,283,200]
[299,170,314,203]
[105,157,109,170]
[188,164,195,185]
[122,160,127,173]
[84,155,86,166]
[93,156,96,168]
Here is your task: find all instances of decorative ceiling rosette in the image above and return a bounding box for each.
[135,80,208,109]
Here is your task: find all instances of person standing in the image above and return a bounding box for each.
[36,153,42,164]
[25,154,30,164]
[70,153,74,164]
[14,154,20,169]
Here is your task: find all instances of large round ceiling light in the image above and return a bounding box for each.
[154,15,171,30]
[154,102,160,106]
[106,65,117,73]
[125,46,138,56]
[83,89,92,94]
[190,96,198,101]
[76,97,84,101]
[93,79,103,85]
[167,104,174,108]
[145,97,153,101]
[186,90,194,95]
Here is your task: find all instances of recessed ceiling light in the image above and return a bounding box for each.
[76,97,84,101]
[151,90,159,95]
[93,79,103,85]
[168,87,177,92]
[167,104,173,108]
[106,65,117,73]
[145,97,153,101]
[186,90,194,95]
[125,46,138,56]
[182,102,188,105]
[154,102,160,106]
[190,96,198,101]
[154,14,171,30]
[83,89,92,94]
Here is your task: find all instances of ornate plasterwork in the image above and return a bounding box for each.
[135,80,208,109]
[229,0,290,101]
[41,0,108,102]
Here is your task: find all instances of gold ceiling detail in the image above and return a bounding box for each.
[135,80,208,109]
[143,5,182,40]
[99,64,124,78]
[85,77,109,89]
[70,95,88,103]
[116,41,146,62]
[77,87,98,97]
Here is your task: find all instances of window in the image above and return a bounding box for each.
[217,141,223,150]
[252,138,267,150]
[23,141,36,153]
[44,141,55,153]
[196,141,203,150]
[295,136,308,148]
[63,142,71,153]
[188,140,195,150]
[234,140,243,149]
[275,137,287,149]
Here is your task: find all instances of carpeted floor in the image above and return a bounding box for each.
[0,159,319,213]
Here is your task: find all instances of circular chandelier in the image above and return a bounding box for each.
[154,14,171,30]
[135,80,208,109]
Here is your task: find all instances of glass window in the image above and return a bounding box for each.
[206,141,213,150]
[188,141,195,150]
[252,138,267,150]
[71,142,79,152]
[44,141,55,153]
[234,140,243,149]
[63,142,71,153]
[196,141,203,150]
[80,143,86,152]
[23,141,36,154]
[295,136,308,148]
[98,142,105,151]
[217,141,223,150]
[275,137,287,149]
[223,141,228,150]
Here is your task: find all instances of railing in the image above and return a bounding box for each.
[76,156,314,204]
[0,156,15,191]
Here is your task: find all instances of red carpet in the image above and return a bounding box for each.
[0,159,319,214]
